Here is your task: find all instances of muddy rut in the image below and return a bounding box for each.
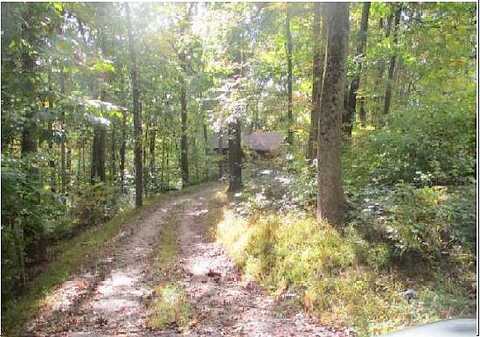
[26,183,352,337]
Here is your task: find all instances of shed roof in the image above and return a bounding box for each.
[212,131,285,152]
[244,131,284,152]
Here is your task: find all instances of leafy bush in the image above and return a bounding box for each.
[353,183,476,267]
[216,207,475,336]
[1,155,67,303]
[71,182,123,229]
[354,104,475,186]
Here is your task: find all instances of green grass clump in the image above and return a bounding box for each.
[216,209,475,336]
[152,212,179,278]
[146,283,192,329]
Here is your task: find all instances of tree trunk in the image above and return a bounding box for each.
[20,56,37,157]
[150,127,156,178]
[111,125,117,182]
[47,72,56,192]
[144,121,149,196]
[66,145,72,189]
[383,5,402,118]
[373,15,393,125]
[126,3,143,207]
[307,3,326,159]
[203,121,209,179]
[161,135,166,185]
[285,4,294,145]
[359,97,367,126]
[218,133,225,179]
[60,68,67,193]
[180,78,189,187]
[344,2,371,133]
[120,108,127,193]
[82,137,86,178]
[91,125,106,183]
[316,2,349,226]
[228,119,242,192]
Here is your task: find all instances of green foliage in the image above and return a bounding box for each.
[146,284,192,329]
[71,182,123,228]
[1,155,67,303]
[368,106,474,185]
[217,208,475,336]
[353,183,476,267]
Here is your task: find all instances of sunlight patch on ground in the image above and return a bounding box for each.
[45,277,92,312]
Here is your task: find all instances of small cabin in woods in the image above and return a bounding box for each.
[244,131,284,157]
[212,130,284,178]
[212,131,284,156]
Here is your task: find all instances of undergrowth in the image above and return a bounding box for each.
[216,208,474,336]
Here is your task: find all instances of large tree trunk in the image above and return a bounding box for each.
[372,16,391,125]
[316,2,349,226]
[344,2,371,133]
[110,125,117,182]
[126,3,143,207]
[143,121,149,196]
[20,64,37,156]
[228,119,242,192]
[47,72,56,192]
[203,120,209,179]
[119,108,127,193]
[59,68,67,193]
[149,127,156,178]
[285,4,294,145]
[307,3,326,160]
[90,125,106,183]
[180,77,189,187]
[383,5,402,118]
[178,6,192,188]
[66,146,72,188]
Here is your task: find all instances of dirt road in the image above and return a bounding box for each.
[27,183,351,337]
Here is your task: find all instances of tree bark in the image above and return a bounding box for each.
[126,3,143,207]
[90,125,106,183]
[47,72,56,192]
[20,9,37,159]
[144,120,148,196]
[344,2,371,133]
[228,119,242,192]
[178,6,192,188]
[180,77,189,187]
[59,68,67,193]
[285,4,294,145]
[307,3,326,160]
[383,5,402,118]
[203,120,209,179]
[316,2,349,226]
[149,127,156,178]
[111,125,117,182]
[120,108,127,193]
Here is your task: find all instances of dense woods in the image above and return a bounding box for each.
[1,2,476,336]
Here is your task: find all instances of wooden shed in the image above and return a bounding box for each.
[244,131,284,157]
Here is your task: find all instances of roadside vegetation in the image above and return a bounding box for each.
[216,106,475,336]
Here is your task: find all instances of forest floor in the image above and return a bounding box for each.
[25,182,353,337]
